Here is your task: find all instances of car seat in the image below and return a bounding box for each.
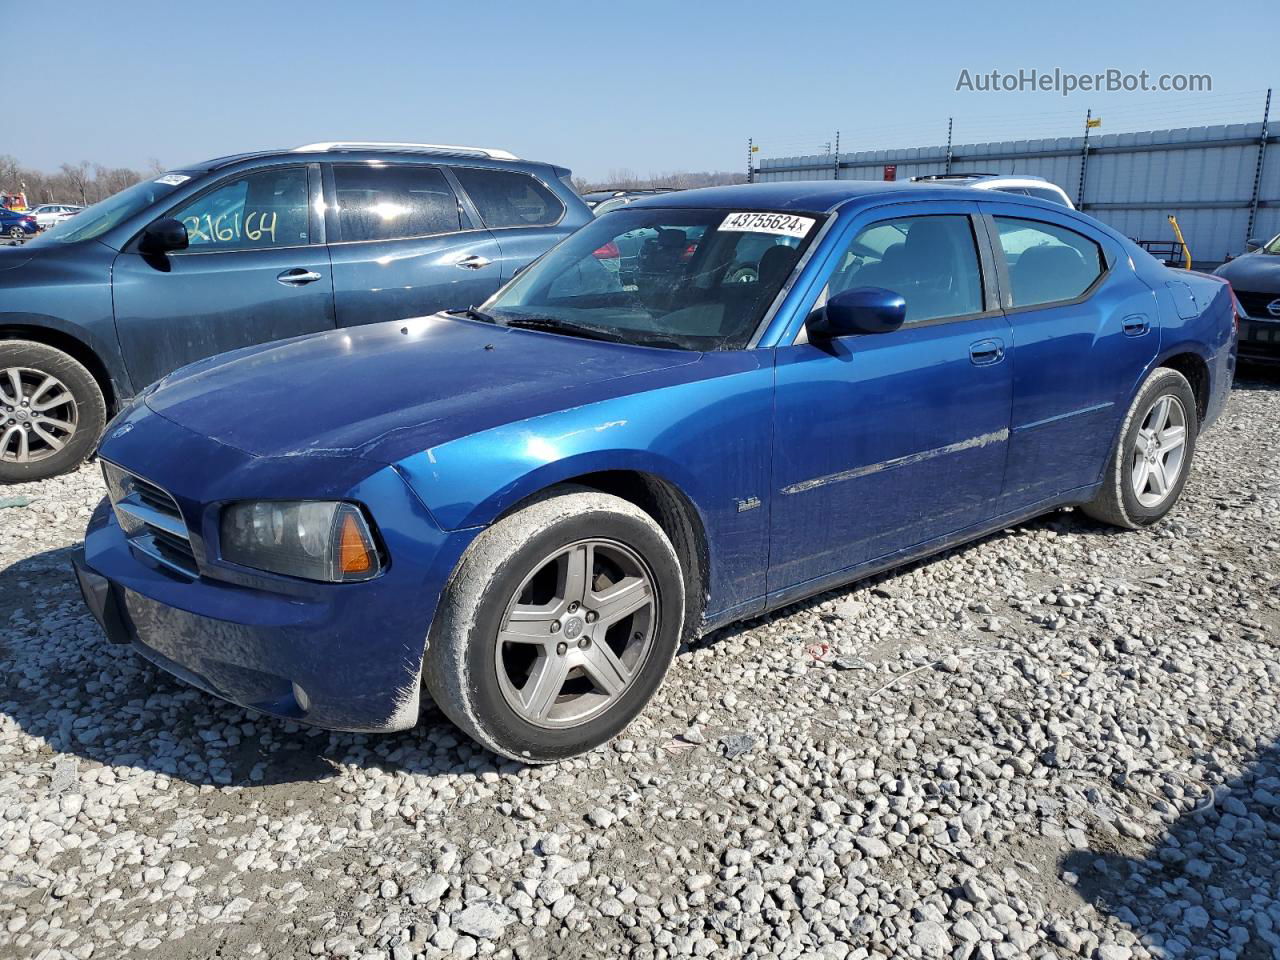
[1009,244,1092,305]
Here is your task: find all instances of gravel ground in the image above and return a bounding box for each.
[2,372,1279,960]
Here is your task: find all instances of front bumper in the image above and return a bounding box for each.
[76,411,478,732]
[1239,316,1280,362]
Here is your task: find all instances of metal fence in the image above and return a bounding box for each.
[753,96,1276,265]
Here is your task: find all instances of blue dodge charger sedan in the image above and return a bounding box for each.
[74,181,1237,762]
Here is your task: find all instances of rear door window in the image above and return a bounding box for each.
[993,217,1105,307]
[332,164,461,242]
[452,168,565,228]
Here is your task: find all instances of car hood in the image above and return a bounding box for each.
[145,315,701,463]
[1214,252,1280,291]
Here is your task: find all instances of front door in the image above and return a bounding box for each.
[324,162,504,326]
[769,205,1014,594]
[112,164,335,390]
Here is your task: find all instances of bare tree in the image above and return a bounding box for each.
[94,165,143,199]
[0,155,19,191]
[576,169,749,193]
[59,162,92,205]
[604,168,642,189]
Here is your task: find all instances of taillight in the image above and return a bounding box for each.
[592,241,620,260]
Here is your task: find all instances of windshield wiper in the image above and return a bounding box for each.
[501,316,630,344]
[446,306,499,324]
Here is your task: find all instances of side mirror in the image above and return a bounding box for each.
[1245,237,1262,251]
[139,218,189,255]
[808,286,907,339]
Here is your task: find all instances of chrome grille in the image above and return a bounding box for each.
[102,462,198,578]
[1236,289,1280,320]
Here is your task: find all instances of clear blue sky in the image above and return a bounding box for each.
[11,0,1276,180]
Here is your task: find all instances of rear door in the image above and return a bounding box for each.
[111,164,335,389]
[449,166,572,282]
[325,162,504,326]
[978,204,1160,509]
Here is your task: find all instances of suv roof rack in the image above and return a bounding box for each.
[911,172,999,181]
[911,172,1049,183]
[291,141,520,161]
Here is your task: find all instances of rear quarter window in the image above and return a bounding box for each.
[452,168,564,228]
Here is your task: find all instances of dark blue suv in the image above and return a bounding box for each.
[0,142,589,481]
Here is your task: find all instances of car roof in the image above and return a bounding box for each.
[625,180,1001,214]
[192,145,564,175]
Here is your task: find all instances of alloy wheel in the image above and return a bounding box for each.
[0,367,79,464]
[495,538,658,729]
[1130,394,1187,508]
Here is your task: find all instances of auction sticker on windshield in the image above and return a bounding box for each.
[719,212,815,238]
[154,174,191,186]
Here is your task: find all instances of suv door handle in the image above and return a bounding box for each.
[1123,315,1151,337]
[969,338,1005,366]
[455,254,492,270]
[276,268,322,286]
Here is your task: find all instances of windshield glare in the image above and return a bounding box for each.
[33,174,192,245]
[482,207,822,350]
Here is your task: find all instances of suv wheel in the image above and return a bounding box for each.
[425,487,685,762]
[0,340,106,483]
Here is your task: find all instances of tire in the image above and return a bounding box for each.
[0,340,106,483]
[8,226,23,240]
[425,487,685,763]
[1082,367,1199,529]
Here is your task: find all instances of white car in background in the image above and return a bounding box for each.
[911,173,1075,209]
[30,204,83,229]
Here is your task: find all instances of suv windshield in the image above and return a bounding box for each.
[32,173,193,246]
[482,207,822,350]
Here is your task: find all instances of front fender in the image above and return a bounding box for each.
[404,435,704,532]
[0,242,131,395]
[393,356,775,616]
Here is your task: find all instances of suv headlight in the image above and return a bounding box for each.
[220,501,382,582]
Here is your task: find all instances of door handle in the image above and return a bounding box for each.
[454,254,492,270]
[1123,315,1151,337]
[969,338,1005,366]
[276,268,322,286]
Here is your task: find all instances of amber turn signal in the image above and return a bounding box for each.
[338,510,376,575]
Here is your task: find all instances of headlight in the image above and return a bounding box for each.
[220,501,382,582]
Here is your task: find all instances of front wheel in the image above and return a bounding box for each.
[1082,367,1199,528]
[0,340,107,483]
[424,488,685,762]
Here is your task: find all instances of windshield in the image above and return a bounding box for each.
[1265,234,1280,255]
[482,207,823,350]
[32,173,193,245]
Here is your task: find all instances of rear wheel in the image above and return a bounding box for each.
[424,488,684,762]
[1082,367,1198,528]
[8,226,23,240]
[0,340,106,483]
